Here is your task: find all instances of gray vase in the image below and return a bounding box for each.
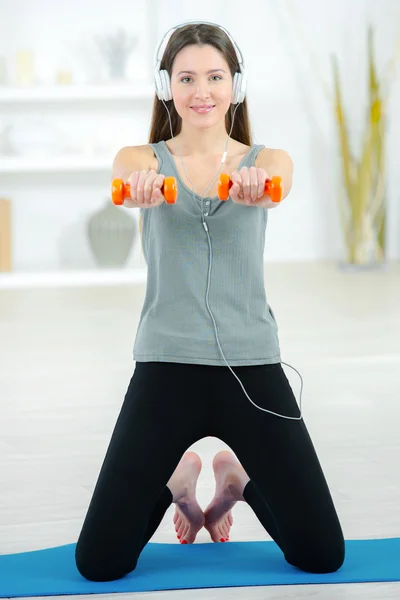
[87,200,136,267]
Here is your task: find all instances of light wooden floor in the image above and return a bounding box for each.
[0,262,399,599]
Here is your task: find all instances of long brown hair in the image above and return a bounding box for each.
[139,23,253,246]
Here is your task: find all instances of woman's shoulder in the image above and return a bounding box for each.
[230,142,274,168]
[233,141,273,162]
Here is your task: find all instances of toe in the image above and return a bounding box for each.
[222,521,229,538]
[185,528,196,544]
[209,525,220,543]
[218,525,226,542]
[181,523,189,543]
[225,518,231,535]
[178,521,185,537]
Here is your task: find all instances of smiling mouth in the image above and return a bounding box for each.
[190,106,215,113]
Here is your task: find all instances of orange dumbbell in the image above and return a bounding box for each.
[218,174,283,203]
[111,176,178,206]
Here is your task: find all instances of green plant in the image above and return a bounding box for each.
[333,27,386,265]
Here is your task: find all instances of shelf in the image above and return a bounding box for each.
[0,155,113,173]
[0,268,147,289]
[0,83,155,103]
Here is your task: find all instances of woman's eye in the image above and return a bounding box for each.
[181,75,222,83]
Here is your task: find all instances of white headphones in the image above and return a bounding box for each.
[153,20,247,105]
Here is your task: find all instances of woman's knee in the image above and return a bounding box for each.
[291,549,344,574]
[286,551,344,574]
[286,533,345,574]
[75,544,138,582]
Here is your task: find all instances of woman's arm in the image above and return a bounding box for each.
[255,148,293,201]
[112,146,148,182]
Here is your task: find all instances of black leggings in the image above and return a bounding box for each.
[75,361,345,581]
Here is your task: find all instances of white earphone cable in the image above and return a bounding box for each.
[161,100,303,421]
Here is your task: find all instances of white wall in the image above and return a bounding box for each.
[0,0,399,271]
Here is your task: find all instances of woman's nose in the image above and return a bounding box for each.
[195,83,211,99]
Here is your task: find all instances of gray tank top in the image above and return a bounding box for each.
[133,140,281,366]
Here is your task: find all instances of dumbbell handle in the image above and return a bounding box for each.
[218,174,283,203]
[112,177,177,205]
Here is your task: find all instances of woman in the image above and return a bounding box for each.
[75,21,344,582]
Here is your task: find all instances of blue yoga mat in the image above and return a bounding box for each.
[0,538,399,597]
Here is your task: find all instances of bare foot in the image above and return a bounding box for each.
[204,450,250,543]
[167,451,205,544]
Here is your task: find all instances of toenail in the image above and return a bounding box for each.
[177,535,180,539]
[220,538,225,542]
[181,540,187,544]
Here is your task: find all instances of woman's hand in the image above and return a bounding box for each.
[229,166,279,209]
[125,169,167,208]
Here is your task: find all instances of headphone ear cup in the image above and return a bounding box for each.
[154,69,163,100]
[232,72,246,105]
[231,72,240,105]
[158,69,172,101]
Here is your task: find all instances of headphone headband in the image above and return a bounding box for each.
[153,20,245,72]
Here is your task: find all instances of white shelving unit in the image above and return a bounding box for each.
[0,83,153,286]
[0,83,154,103]
[0,155,112,174]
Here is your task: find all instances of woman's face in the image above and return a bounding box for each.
[170,44,233,128]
